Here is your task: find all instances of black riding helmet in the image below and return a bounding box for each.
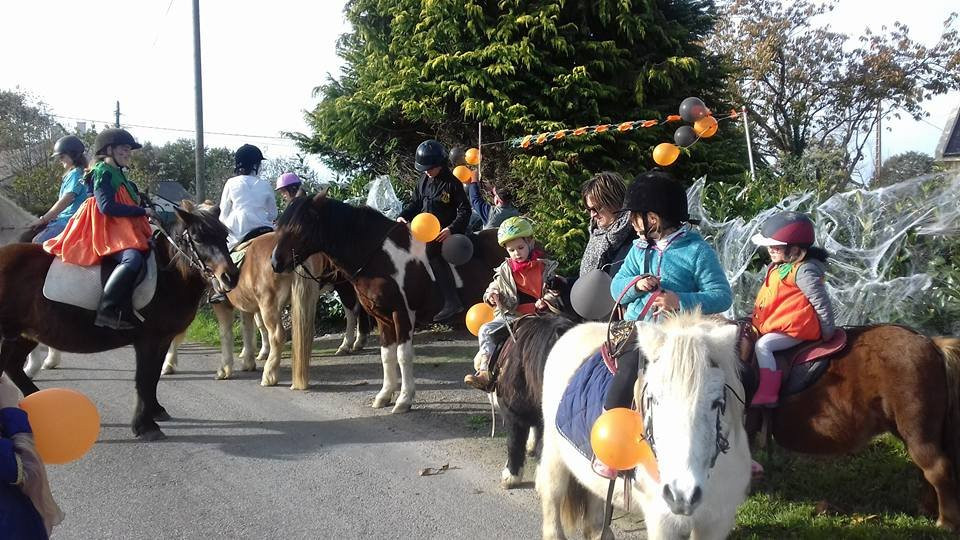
[623,170,691,227]
[235,144,265,171]
[51,135,85,160]
[415,140,447,172]
[94,128,142,156]
[448,146,467,167]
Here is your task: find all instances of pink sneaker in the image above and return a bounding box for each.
[750,368,782,407]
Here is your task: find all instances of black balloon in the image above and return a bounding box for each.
[441,234,474,265]
[570,269,615,321]
[449,146,467,167]
[674,126,698,147]
[679,97,708,123]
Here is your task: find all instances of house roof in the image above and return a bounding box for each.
[935,104,960,161]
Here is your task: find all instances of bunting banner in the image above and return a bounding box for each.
[494,109,740,149]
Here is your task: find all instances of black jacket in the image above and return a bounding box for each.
[399,168,472,234]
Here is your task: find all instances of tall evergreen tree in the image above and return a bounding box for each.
[299,0,745,270]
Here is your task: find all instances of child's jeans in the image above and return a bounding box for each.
[755,332,803,370]
[477,315,513,370]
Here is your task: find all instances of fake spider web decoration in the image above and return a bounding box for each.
[689,170,960,333]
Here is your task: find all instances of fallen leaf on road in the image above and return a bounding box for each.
[418,463,450,477]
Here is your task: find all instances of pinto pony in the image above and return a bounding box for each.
[537,314,751,539]
[0,202,239,440]
[270,193,503,413]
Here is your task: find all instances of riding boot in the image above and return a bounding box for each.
[94,263,141,330]
[430,256,464,322]
[750,368,782,407]
[464,352,493,390]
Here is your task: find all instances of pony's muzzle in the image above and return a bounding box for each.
[662,482,702,516]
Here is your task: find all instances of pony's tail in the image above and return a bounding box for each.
[934,336,960,484]
[290,258,320,390]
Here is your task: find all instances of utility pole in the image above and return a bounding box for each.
[875,102,882,184]
[741,106,756,183]
[192,0,205,202]
[114,101,120,128]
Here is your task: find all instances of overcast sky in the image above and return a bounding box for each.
[1,0,957,181]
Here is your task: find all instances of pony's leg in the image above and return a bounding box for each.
[393,338,416,413]
[336,300,357,355]
[259,307,286,387]
[23,348,42,378]
[131,337,172,440]
[536,435,570,540]
[2,336,40,396]
[583,493,615,540]
[161,331,186,375]
[527,425,542,457]
[213,303,236,380]
[901,426,960,529]
[254,312,269,364]
[353,308,370,352]
[238,312,258,371]
[502,419,530,489]
[41,346,61,370]
[372,322,399,409]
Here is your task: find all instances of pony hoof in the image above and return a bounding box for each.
[335,346,350,356]
[372,394,393,409]
[500,468,523,489]
[137,429,167,441]
[391,402,412,414]
[290,382,308,391]
[215,367,232,380]
[260,373,278,387]
[153,409,171,421]
[42,361,60,370]
[161,363,176,375]
[240,363,256,372]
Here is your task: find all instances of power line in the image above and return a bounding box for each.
[50,113,298,144]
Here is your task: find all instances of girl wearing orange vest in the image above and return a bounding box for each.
[750,211,836,406]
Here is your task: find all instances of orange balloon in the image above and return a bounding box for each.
[410,213,441,243]
[465,148,481,166]
[653,143,680,166]
[591,408,658,477]
[453,165,474,184]
[465,302,495,336]
[19,388,100,465]
[694,115,718,138]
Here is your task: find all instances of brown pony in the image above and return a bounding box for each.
[0,201,239,440]
[746,325,960,529]
[271,193,504,413]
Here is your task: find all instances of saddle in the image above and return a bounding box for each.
[230,226,273,267]
[42,252,158,312]
[737,321,848,405]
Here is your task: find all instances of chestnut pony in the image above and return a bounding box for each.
[0,201,239,440]
[270,193,503,413]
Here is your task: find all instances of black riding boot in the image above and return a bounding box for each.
[94,263,141,330]
[430,257,464,322]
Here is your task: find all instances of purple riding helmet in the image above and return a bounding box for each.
[275,172,302,191]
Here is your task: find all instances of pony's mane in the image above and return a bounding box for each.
[647,312,741,409]
[277,195,393,260]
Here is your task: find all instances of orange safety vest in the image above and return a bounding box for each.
[44,187,152,266]
[513,260,545,315]
[752,262,821,340]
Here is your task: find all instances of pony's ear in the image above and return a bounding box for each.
[175,207,195,225]
[181,199,196,212]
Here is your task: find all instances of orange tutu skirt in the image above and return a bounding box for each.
[44,189,152,266]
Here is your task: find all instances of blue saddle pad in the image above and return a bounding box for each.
[556,352,614,460]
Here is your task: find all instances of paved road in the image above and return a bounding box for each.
[31,334,549,539]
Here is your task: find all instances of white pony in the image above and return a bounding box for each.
[537,313,750,539]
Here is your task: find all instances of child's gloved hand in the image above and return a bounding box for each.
[652,291,680,314]
[487,292,501,307]
[634,275,660,293]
